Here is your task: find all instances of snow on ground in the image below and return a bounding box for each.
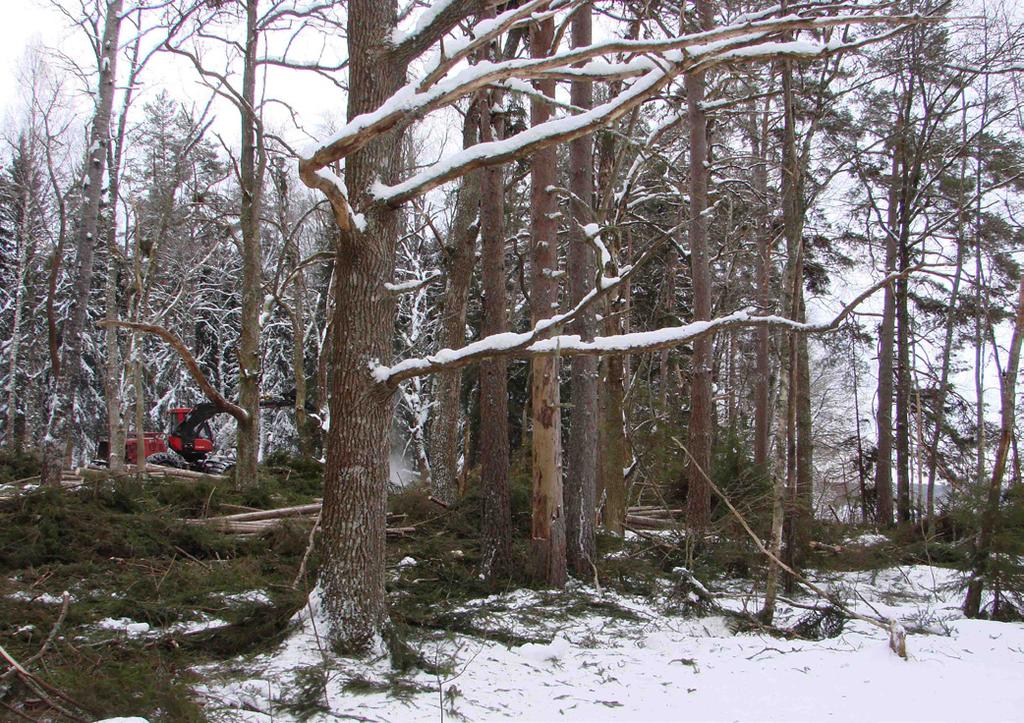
[93,614,230,639]
[197,565,1024,722]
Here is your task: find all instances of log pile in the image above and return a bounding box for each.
[185,502,415,538]
[625,505,683,530]
[81,464,229,483]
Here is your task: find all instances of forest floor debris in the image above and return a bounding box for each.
[1,454,1022,721]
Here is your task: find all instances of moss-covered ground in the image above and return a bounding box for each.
[1,448,975,721]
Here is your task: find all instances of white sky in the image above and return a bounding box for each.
[0,1,352,155]
[0,4,63,112]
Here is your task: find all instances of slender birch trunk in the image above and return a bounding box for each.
[41,0,124,485]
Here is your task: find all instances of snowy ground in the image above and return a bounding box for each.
[195,564,1024,722]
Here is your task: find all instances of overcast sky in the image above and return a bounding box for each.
[0,1,354,155]
[1,4,63,112]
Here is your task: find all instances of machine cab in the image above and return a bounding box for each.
[167,407,215,460]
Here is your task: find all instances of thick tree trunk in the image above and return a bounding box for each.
[428,108,481,506]
[565,4,597,577]
[236,0,263,487]
[964,277,1024,617]
[41,0,124,485]
[316,0,403,651]
[478,87,513,581]
[528,16,566,587]
[684,0,714,535]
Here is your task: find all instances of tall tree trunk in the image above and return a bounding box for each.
[875,148,900,526]
[925,118,969,535]
[964,276,1024,617]
[750,101,771,470]
[102,39,138,472]
[428,108,481,506]
[793,291,814,562]
[236,0,263,487]
[595,105,626,535]
[895,227,913,523]
[528,16,566,587]
[317,0,403,651]
[565,3,597,577]
[4,139,35,449]
[478,85,512,580]
[779,38,811,587]
[684,0,714,535]
[41,0,124,485]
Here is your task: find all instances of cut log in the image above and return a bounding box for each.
[206,503,322,523]
[809,540,844,554]
[624,514,676,529]
[134,464,228,481]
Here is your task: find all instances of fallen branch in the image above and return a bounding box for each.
[671,436,908,658]
[0,643,90,721]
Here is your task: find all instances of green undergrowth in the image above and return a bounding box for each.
[0,457,320,721]
[2,449,978,719]
[0,449,41,484]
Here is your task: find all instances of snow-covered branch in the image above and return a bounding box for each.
[300,9,936,209]
[372,268,920,386]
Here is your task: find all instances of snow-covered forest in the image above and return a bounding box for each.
[1,0,1023,720]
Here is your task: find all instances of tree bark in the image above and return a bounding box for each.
[236,0,264,487]
[528,16,566,587]
[565,3,597,577]
[750,102,771,472]
[895,219,913,524]
[101,37,138,472]
[684,0,714,535]
[477,53,512,580]
[428,107,481,506]
[316,0,405,651]
[41,0,124,485]
[875,150,899,527]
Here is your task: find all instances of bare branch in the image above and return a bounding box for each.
[97,320,250,424]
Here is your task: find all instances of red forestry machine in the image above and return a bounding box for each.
[96,396,304,475]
